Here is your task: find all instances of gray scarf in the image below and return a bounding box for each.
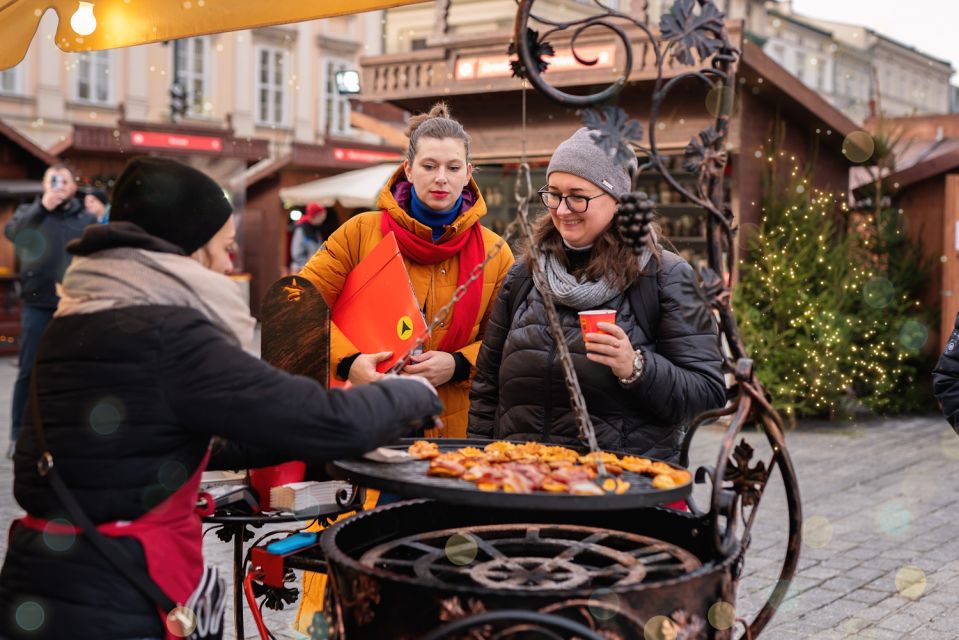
[536,250,622,310]
[56,248,257,353]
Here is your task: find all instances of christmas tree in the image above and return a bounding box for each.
[733,126,926,422]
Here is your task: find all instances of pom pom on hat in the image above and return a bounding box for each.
[110,157,233,254]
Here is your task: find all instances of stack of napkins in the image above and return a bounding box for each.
[269,481,353,513]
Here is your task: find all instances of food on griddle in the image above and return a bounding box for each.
[407,440,691,495]
[408,440,440,460]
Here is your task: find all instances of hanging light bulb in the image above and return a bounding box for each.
[70,2,97,36]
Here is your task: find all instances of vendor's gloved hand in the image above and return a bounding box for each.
[399,373,439,396]
[384,373,443,434]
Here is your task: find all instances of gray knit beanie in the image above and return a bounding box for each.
[546,127,637,199]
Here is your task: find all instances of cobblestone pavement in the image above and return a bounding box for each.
[1,353,957,639]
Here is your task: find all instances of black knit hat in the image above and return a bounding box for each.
[110,157,233,254]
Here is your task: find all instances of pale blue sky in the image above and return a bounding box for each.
[792,0,959,82]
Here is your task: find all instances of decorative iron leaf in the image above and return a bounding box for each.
[724,438,768,508]
[683,125,726,181]
[252,575,299,610]
[507,28,554,79]
[581,106,643,167]
[659,0,726,66]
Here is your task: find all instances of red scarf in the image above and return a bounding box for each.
[380,211,485,352]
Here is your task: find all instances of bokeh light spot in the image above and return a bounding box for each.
[15,601,44,631]
[166,605,197,637]
[842,131,875,163]
[895,565,926,600]
[862,277,894,309]
[900,469,937,502]
[802,515,834,549]
[16,228,48,263]
[89,398,124,435]
[644,615,675,640]
[899,320,928,352]
[708,601,736,630]
[876,500,912,539]
[42,518,76,552]
[587,588,622,621]
[159,460,188,491]
[445,532,478,566]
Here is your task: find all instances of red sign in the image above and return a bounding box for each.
[129,130,223,152]
[455,44,617,80]
[333,147,401,163]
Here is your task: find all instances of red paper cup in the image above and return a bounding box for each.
[249,461,306,510]
[578,309,617,341]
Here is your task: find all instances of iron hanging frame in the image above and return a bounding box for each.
[507,0,802,638]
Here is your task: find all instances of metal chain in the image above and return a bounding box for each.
[512,195,609,481]
[387,219,520,375]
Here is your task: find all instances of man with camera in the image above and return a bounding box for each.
[4,165,96,456]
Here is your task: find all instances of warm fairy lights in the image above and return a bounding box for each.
[735,144,927,421]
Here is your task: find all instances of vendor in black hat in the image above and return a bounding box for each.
[0,156,442,640]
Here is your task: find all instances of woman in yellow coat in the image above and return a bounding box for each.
[299,102,513,437]
[293,102,513,634]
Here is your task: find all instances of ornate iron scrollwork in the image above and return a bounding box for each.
[508,1,802,638]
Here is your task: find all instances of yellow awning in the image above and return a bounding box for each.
[1,0,430,70]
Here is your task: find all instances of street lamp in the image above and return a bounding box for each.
[334,70,361,95]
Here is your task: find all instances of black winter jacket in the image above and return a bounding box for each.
[4,196,96,308]
[468,250,726,461]
[933,312,959,431]
[0,227,442,640]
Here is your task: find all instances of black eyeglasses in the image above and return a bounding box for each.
[538,187,606,213]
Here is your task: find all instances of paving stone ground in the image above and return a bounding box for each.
[1,354,957,639]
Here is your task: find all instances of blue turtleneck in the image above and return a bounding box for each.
[409,185,463,242]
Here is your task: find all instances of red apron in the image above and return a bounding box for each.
[14,448,214,640]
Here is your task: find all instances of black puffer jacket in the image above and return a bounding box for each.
[468,250,725,461]
[4,196,96,308]
[0,226,442,640]
[933,312,959,432]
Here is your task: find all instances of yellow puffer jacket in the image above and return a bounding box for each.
[299,166,514,437]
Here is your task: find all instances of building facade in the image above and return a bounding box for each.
[630,0,952,123]
[0,10,404,314]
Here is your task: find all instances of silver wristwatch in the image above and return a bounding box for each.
[618,348,645,385]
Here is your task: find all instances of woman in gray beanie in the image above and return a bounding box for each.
[468,128,725,465]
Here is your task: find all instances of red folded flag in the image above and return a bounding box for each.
[331,231,428,374]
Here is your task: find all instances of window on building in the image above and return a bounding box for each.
[771,44,785,64]
[75,50,112,104]
[174,37,210,116]
[0,67,19,94]
[256,46,288,126]
[794,52,806,83]
[324,59,352,136]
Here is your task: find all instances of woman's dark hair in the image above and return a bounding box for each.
[405,102,471,163]
[523,209,663,292]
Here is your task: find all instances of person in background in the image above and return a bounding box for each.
[3,165,96,457]
[468,127,726,463]
[0,156,441,640]
[289,201,327,273]
[300,102,514,438]
[84,188,110,223]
